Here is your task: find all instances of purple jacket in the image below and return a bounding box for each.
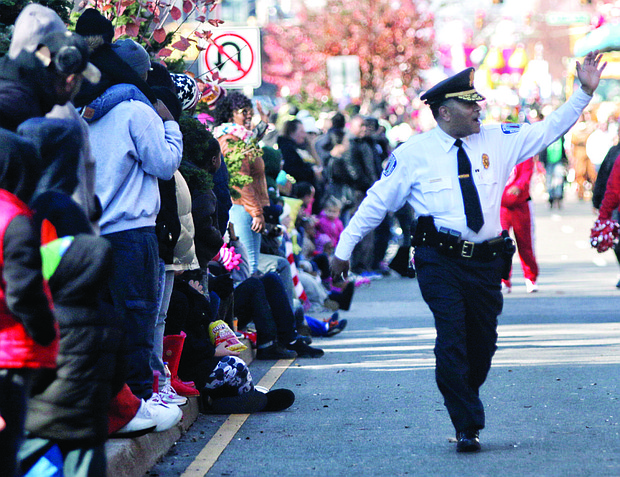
[315,211,344,249]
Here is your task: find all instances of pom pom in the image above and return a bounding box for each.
[590,219,620,253]
[213,243,241,271]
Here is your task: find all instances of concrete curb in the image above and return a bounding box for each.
[105,340,254,477]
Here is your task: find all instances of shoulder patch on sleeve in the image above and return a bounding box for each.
[383,154,397,177]
[501,123,522,135]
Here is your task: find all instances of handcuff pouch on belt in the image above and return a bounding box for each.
[413,215,515,279]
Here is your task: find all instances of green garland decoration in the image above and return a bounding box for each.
[224,137,263,200]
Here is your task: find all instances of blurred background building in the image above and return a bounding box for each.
[209,0,620,104]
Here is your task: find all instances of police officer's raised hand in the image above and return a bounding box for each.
[331,256,350,282]
[576,50,607,96]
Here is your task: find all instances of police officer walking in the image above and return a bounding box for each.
[331,51,605,453]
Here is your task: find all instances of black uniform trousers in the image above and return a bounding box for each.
[414,246,503,433]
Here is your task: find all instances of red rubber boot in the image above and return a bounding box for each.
[163,332,200,396]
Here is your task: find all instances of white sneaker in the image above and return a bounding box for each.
[146,393,182,432]
[159,383,187,406]
[525,279,538,293]
[112,400,157,438]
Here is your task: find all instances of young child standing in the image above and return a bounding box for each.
[315,196,344,253]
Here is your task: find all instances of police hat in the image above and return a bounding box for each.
[35,31,101,84]
[420,67,484,105]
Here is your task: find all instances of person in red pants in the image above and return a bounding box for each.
[500,157,539,293]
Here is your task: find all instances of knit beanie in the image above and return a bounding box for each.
[75,8,115,44]
[8,4,66,59]
[171,73,199,111]
[112,39,151,77]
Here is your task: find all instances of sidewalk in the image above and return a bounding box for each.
[104,341,254,477]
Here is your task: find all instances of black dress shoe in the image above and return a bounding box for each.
[456,429,481,453]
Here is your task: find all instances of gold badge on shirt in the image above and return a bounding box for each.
[482,154,490,169]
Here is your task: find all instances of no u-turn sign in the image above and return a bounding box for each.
[200,27,262,88]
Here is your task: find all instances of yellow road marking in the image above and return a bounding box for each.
[180,359,294,476]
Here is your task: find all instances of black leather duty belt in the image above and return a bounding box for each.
[414,229,505,262]
[412,217,515,274]
[428,235,504,261]
[412,216,510,262]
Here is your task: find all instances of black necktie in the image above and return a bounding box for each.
[454,139,484,233]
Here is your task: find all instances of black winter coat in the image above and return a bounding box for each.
[17,117,82,201]
[165,279,220,390]
[344,137,379,192]
[0,52,58,132]
[26,233,125,446]
[180,162,224,268]
[213,160,232,236]
[156,177,181,265]
[278,135,317,187]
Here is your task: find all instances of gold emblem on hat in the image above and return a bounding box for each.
[482,154,490,169]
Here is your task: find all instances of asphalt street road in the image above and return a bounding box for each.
[147,192,620,477]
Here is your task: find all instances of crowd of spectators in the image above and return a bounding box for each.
[5,4,617,475]
[0,5,418,476]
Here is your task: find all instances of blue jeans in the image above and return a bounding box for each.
[104,227,159,400]
[258,253,295,308]
[152,262,174,387]
[229,204,262,274]
[234,272,296,346]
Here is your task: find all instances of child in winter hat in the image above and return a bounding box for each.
[171,73,200,112]
[113,39,151,79]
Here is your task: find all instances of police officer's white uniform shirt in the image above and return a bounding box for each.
[335,88,592,261]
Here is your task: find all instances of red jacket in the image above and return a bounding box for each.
[0,189,57,368]
[501,158,534,209]
[598,153,620,221]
